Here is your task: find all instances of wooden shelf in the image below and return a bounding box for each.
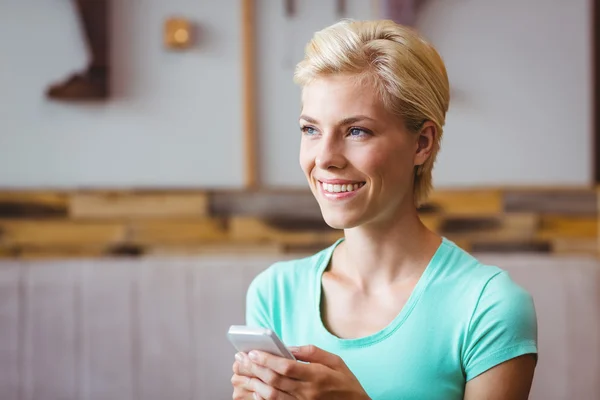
[0,188,597,258]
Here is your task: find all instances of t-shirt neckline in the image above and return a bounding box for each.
[313,237,450,348]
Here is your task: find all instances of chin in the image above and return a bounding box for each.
[320,209,363,230]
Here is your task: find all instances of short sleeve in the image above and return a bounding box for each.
[463,271,538,381]
[245,268,273,329]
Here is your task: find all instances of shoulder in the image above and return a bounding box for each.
[437,240,538,379]
[467,261,537,343]
[437,239,531,305]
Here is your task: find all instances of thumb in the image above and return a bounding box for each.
[289,345,343,369]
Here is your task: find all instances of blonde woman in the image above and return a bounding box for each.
[232,19,537,400]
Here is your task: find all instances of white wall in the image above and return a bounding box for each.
[0,0,592,189]
[0,0,244,189]
[421,0,592,187]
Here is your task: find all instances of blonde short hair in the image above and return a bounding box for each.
[294,19,450,206]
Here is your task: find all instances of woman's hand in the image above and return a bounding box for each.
[234,345,370,400]
[232,352,261,399]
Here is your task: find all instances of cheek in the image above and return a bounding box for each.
[362,144,414,183]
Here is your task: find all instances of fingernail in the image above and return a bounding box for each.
[235,353,243,362]
[288,346,299,353]
[248,351,258,361]
[253,393,260,400]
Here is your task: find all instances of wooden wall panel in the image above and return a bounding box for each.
[229,216,342,246]
[209,190,321,219]
[0,246,108,260]
[81,262,135,400]
[538,216,598,239]
[0,192,68,219]
[438,214,539,242]
[423,189,503,215]
[504,190,597,215]
[22,263,80,400]
[137,263,193,400]
[146,242,283,256]
[0,220,125,248]
[0,263,20,400]
[563,264,600,398]
[130,219,227,246]
[193,261,248,399]
[70,192,209,219]
[552,238,599,256]
[0,188,596,258]
[0,256,598,398]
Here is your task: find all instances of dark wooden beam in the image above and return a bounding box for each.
[595,0,600,183]
[242,0,258,189]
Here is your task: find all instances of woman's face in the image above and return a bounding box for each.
[299,74,433,229]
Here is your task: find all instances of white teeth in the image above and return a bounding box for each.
[320,181,364,193]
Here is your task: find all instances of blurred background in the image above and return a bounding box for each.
[0,0,598,399]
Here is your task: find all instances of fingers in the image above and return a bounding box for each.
[231,374,259,399]
[235,353,298,393]
[248,350,309,380]
[232,373,292,400]
[249,378,295,400]
[234,353,255,378]
[233,356,262,399]
[287,345,344,369]
[232,387,258,400]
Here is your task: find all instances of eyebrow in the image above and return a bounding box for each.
[299,115,376,125]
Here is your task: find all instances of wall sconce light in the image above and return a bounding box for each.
[164,17,194,50]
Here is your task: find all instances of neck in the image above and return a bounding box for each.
[334,202,442,291]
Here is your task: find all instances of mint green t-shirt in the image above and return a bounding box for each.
[245,238,538,400]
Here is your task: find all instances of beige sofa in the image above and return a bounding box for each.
[0,253,598,399]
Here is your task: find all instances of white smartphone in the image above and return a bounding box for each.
[227,325,296,360]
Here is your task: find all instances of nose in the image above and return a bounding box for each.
[315,134,347,170]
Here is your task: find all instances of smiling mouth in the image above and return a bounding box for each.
[318,180,366,194]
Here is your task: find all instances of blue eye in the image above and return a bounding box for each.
[349,127,369,137]
[301,126,317,135]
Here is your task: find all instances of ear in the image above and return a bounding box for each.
[414,121,437,167]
